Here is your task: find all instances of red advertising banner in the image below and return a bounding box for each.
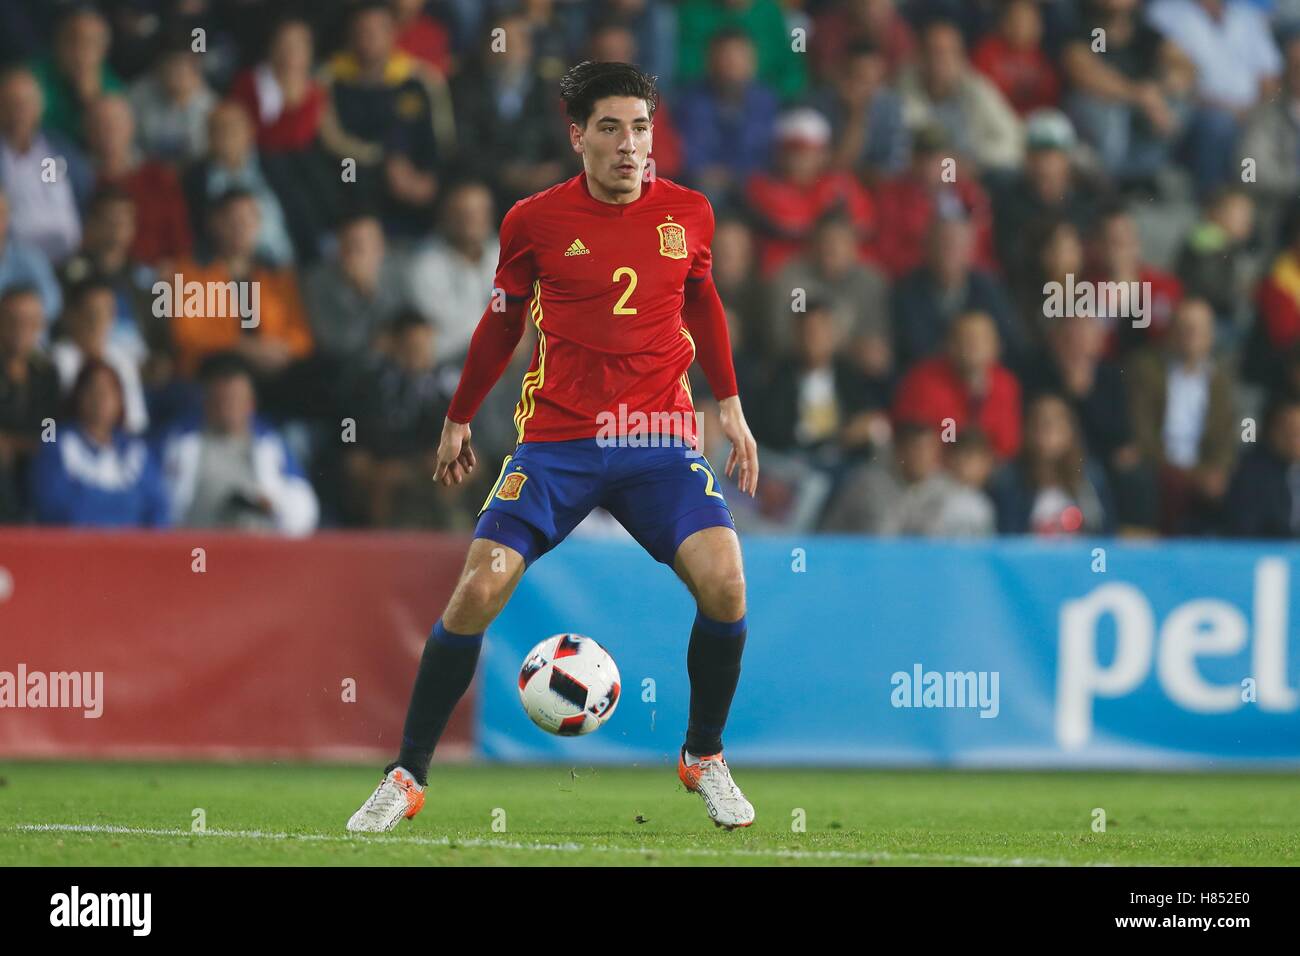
[0,530,474,761]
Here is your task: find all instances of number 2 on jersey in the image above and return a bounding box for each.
[612,266,637,314]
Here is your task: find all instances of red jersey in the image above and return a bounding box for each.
[488,173,718,443]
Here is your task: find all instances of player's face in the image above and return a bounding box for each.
[572,96,652,200]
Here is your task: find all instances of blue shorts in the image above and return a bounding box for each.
[473,438,735,567]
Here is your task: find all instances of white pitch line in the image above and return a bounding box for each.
[14,824,1111,867]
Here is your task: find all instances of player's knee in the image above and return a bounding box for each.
[447,566,513,627]
[696,563,746,621]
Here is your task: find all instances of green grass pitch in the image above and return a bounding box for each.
[1,761,1297,866]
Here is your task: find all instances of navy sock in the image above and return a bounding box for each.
[685,610,746,757]
[392,620,483,786]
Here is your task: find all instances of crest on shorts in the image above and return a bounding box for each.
[656,218,687,259]
[496,471,528,501]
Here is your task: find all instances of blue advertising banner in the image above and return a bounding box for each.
[479,537,1300,767]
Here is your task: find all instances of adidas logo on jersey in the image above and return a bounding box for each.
[564,238,591,257]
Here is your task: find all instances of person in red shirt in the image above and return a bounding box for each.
[347,61,761,834]
[392,0,453,76]
[971,0,1061,116]
[85,94,191,269]
[893,309,1022,460]
[227,18,324,153]
[744,107,877,276]
[873,124,998,279]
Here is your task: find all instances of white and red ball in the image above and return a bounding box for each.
[518,634,621,736]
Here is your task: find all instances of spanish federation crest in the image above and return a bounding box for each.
[656,217,688,259]
[496,471,528,501]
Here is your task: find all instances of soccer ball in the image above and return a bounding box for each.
[518,634,621,736]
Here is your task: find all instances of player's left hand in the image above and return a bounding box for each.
[718,395,759,497]
[434,418,477,486]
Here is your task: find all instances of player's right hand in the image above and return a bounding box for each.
[434,418,477,486]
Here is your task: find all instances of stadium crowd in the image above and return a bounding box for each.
[2,0,1300,539]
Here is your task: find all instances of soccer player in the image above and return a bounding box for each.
[347,61,759,831]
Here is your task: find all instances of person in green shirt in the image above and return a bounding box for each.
[675,0,807,101]
[29,6,123,146]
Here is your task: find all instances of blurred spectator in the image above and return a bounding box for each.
[710,215,770,359]
[407,181,497,361]
[29,6,123,145]
[873,124,997,279]
[898,20,1024,172]
[821,421,994,535]
[1022,310,1156,530]
[971,0,1061,117]
[0,286,58,522]
[1174,186,1258,342]
[58,186,159,366]
[184,100,295,266]
[946,425,998,500]
[1129,297,1238,533]
[675,29,778,203]
[675,0,806,101]
[592,0,679,84]
[1239,31,1300,209]
[127,41,216,165]
[228,18,325,153]
[86,94,192,269]
[1009,217,1084,363]
[50,278,147,435]
[767,212,889,361]
[0,67,88,264]
[744,108,876,276]
[891,215,1019,371]
[163,353,318,535]
[993,109,1101,270]
[320,0,454,233]
[518,0,584,82]
[305,213,408,361]
[228,18,337,262]
[1062,0,1191,184]
[31,358,168,528]
[811,0,917,83]
[449,11,570,211]
[1147,0,1281,194]
[1024,312,1135,468]
[0,190,62,325]
[989,392,1115,535]
[893,310,1022,460]
[1223,396,1300,537]
[751,300,888,463]
[814,41,908,181]
[342,312,454,528]
[1249,202,1300,387]
[392,0,453,76]
[169,189,313,379]
[1085,204,1182,353]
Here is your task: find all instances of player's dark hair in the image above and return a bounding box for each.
[559,60,658,126]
